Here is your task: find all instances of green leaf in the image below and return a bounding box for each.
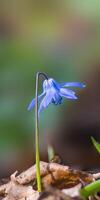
[80,179,100,198]
[91,136,100,154]
[48,145,55,162]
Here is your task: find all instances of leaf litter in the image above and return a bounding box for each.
[0,161,99,200]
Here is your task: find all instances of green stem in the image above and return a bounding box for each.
[35,72,48,192]
[80,180,100,198]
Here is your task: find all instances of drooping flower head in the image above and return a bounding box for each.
[28,78,85,115]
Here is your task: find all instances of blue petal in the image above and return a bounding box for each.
[48,87,62,105]
[27,92,45,111]
[60,82,86,88]
[59,88,77,99]
[27,98,35,111]
[43,79,49,92]
[38,91,53,114]
[50,79,60,90]
[52,91,62,105]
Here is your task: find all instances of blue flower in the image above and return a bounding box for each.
[28,78,85,114]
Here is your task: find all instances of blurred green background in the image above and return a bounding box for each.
[0,0,100,176]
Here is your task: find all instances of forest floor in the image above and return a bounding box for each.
[0,161,99,200]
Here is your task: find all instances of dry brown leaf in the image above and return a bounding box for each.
[16,161,69,185]
[2,181,39,200]
[62,184,82,197]
[0,161,95,200]
[42,167,94,189]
